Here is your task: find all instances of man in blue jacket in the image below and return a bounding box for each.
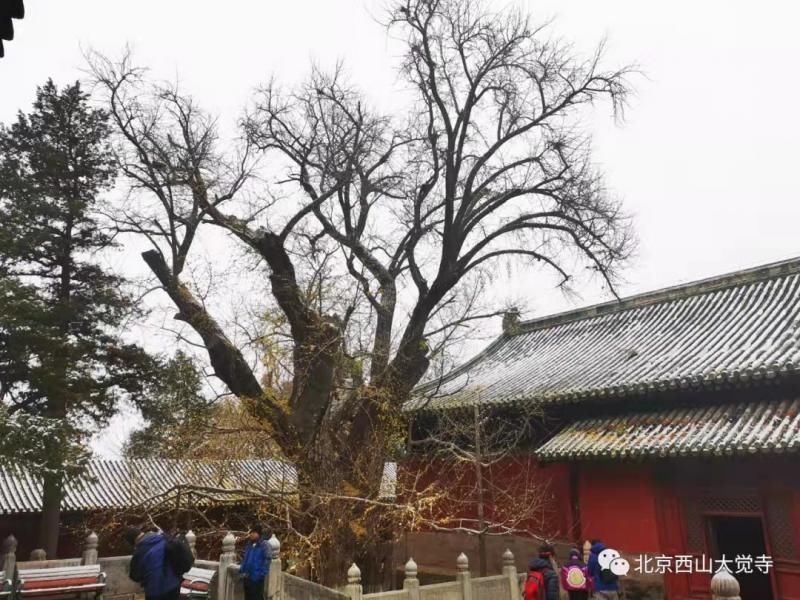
[239,524,271,600]
[126,527,182,600]
[587,540,620,599]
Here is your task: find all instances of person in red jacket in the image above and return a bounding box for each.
[524,545,560,600]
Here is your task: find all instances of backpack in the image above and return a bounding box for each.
[599,565,619,585]
[560,564,588,591]
[165,535,195,576]
[522,570,545,600]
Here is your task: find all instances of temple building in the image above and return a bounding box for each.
[406,256,800,599]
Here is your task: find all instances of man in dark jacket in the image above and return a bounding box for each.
[529,544,559,600]
[125,527,182,600]
[587,540,620,599]
[239,524,271,600]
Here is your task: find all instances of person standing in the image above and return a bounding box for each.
[587,540,620,600]
[525,544,560,600]
[239,524,271,600]
[125,527,182,600]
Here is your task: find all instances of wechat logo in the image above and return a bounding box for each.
[599,548,630,577]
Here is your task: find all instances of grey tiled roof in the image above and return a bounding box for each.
[0,459,398,514]
[536,398,800,460]
[0,459,296,515]
[407,257,800,412]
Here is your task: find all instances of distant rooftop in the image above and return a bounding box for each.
[407,256,800,412]
[0,458,397,514]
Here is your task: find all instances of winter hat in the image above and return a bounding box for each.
[538,543,555,558]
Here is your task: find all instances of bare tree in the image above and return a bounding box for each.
[88,0,633,584]
[407,402,555,577]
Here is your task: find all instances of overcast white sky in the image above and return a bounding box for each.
[3,0,799,456]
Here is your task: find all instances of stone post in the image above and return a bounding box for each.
[582,541,591,564]
[218,532,236,600]
[267,534,282,600]
[403,558,420,600]
[345,564,362,600]
[710,570,741,600]
[1,535,16,579]
[82,532,99,565]
[456,553,472,600]
[185,530,197,558]
[502,549,520,600]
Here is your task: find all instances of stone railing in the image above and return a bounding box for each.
[1,531,527,600]
[266,536,522,600]
[354,549,520,600]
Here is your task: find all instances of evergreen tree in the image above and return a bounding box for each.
[125,351,213,459]
[0,80,158,556]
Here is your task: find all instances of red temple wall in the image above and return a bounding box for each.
[399,456,573,540]
[401,454,800,598]
[639,460,800,599]
[576,463,661,554]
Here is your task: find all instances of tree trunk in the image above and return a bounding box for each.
[292,398,390,588]
[39,216,73,559]
[38,475,62,557]
[309,494,388,588]
[140,230,398,587]
[39,380,68,557]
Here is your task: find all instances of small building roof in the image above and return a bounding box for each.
[0,458,296,515]
[408,257,800,412]
[536,398,800,461]
[0,459,398,515]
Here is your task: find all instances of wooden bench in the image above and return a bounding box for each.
[16,564,106,600]
[0,571,11,599]
[180,567,215,599]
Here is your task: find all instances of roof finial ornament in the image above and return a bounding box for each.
[502,307,521,335]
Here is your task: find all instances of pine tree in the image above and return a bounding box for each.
[0,80,158,556]
[125,350,213,459]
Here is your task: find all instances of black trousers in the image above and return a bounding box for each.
[244,578,265,600]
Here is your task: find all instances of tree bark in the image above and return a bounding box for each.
[38,380,66,557]
[141,249,293,447]
[39,379,66,557]
[249,230,343,447]
[38,475,62,557]
[39,216,74,557]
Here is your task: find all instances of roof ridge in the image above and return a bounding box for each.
[513,255,800,335]
[413,335,509,400]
